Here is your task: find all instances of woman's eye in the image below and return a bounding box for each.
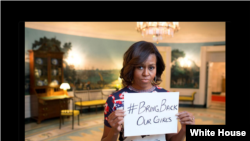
[137,66,143,70]
[149,67,155,70]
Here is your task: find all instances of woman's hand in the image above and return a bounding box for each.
[107,109,126,133]
[176,111,195,132]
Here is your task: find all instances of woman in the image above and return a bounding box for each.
[101,41,195,141]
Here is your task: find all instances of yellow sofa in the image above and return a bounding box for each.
[73,89,107,114]
[179,91,196,107]
[74,99,106,113]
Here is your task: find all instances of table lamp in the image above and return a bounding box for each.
[60,83,70,96]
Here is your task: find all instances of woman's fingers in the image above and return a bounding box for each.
[117,119,124,131]
[109,118,121,129]
[177,111,191,119]
[108,110,126,121]
[176,111,195,124]
[180,121,195,125]
[118,119,124,125]
[177,111,188,116]
[113,117,125,132]
[178,112,192,120]
[108,110,126,130]
[180,116,195,125]
[179,116,193,121]
[108,113,125,121]
[113,117,123,124]
[179,116,195,123]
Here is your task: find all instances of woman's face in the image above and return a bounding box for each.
[132,54,157,90]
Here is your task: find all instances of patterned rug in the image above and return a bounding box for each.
[25,107,225,141]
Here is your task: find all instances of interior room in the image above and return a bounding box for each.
[25,22,225,141]
[210,62,226,98]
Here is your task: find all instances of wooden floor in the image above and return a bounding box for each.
[25,104,225,141]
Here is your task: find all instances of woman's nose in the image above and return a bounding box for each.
[142,68,149,76]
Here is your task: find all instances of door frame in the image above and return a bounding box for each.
[156,46,171,90]
[200,46,225,108]
[205,61,214,108]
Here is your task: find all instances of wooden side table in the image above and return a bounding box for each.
[30,95,73,124]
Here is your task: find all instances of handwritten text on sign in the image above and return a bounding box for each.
[124,92,179,137]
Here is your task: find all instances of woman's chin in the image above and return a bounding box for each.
[138,83,152,88]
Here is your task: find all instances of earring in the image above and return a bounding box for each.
[155,76,157,82]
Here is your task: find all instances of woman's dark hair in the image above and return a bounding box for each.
[120,41,165,87]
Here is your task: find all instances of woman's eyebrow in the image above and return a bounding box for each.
[148,63,156,65]
[139,63,156,66]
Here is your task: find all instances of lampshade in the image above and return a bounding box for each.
[49,80,59,87]
[60,83,70,90]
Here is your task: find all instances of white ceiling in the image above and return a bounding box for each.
[25,22,225,43]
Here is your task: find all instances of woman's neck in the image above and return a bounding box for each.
[130,83,154,92]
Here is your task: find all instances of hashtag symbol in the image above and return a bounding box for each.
[127,103,138,114]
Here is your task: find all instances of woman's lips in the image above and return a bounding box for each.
[141,79,150,83]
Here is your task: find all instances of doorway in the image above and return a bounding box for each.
[210,62,225,102]
[207,62,226,102]
[206,62,225,110]
[201,46,225,108]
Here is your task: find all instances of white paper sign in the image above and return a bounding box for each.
[124,92,179,137]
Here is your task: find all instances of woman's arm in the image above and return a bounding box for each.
[166,111,195,141]
[165,128,186,141]
[101,109,126,141]
[101,125,120,141]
